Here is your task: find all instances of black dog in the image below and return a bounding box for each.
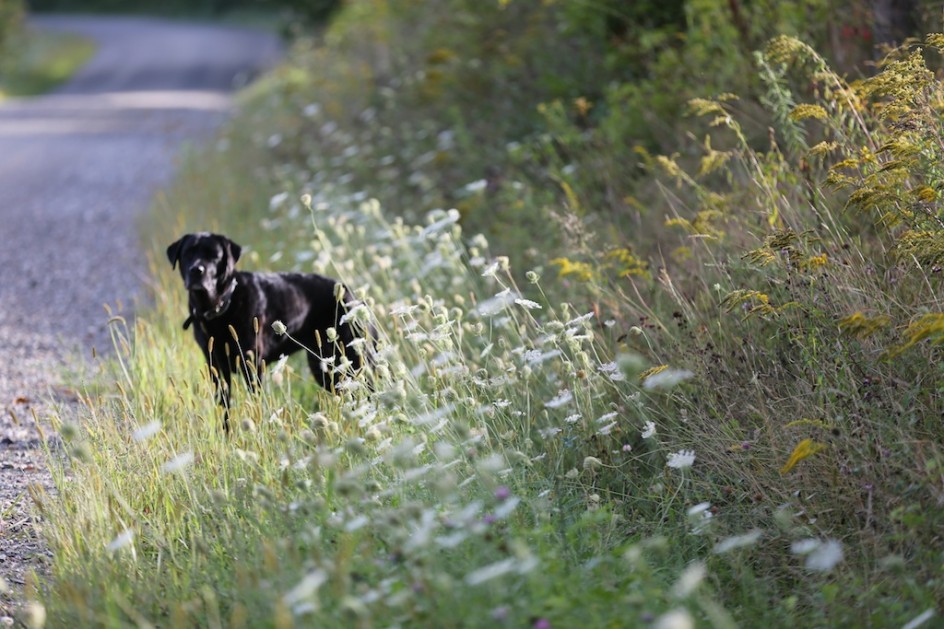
[167,232,371,428]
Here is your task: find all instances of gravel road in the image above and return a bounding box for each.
[0,15,280,615]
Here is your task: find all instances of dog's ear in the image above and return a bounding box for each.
[166,234,193,270]
[217,235,242,277]
[227,238,242,264]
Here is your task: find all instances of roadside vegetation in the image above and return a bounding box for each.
[0,0,95,101]
[29,0,944,627]
[0,26,95,99]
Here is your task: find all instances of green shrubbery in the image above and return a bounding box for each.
[0,0,23,62]
[32,0,944,627]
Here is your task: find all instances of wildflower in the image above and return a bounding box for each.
[465,558,517,585]
[795,538,844,572]
[595,411,618,424]
[463,179,487,193]
[526,270,540,284]
[565,311,595,327]
[667,449,696,469]
[23,601,45,629]
[583,456,603,471]
[524,349,561,365]
[622,444,632,452]
[390,304,419,317]
[272,320,287,336]
[283,569,328,606]
[493,496,520,520]
[544,389,573,409]
[106,529,134,552]
[481,260,501,277]
[672,562,706,598]
[641,421,657,439]
[687,502,711,517]
[269,191,289,210]
[161,451,194,474]
[339,303,370,325]
[132,421,161,442]
[597,421,617,435]
[596,361,622,383]
[780,438,827,474]
[791,539,820,554]
[643,368,694,390]
[515,298,542,310]
[476,290,516,316]
[533,619,552,629]
[494,486,512,501]
[470,233,489,251]
[713,530,763,554]
[269,354,290,386]
[654,608,694,629]
[420,208,461,238]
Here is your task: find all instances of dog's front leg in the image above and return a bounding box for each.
[229,324,262,396]
[203,335,234,432]
[207,360,233,432]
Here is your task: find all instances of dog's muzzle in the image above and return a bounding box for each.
[185,264,207,291]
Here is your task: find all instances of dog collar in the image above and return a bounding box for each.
[183,278,238,330]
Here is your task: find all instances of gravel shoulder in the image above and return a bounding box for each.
[0,15,280,618]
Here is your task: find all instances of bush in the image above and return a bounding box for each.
[0,0,24,65]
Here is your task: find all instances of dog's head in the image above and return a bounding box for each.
[166,232,242,310]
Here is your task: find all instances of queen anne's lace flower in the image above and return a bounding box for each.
[667,449,696,469]
[641,421,657,439]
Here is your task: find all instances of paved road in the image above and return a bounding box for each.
[0,15,281,613]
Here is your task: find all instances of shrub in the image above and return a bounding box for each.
[0,0,23,65]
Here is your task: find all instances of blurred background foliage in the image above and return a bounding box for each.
[201,0,939,263]
[0,0,24,60]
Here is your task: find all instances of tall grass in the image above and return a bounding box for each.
[33,3,944,628]
[39,193,753,627]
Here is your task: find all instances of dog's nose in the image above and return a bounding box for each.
[186,264,206,288]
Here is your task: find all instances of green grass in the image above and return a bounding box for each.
[39,194,730,627]
[0,27,95,99]
[27,2,944,628]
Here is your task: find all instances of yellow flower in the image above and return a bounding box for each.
[780,439,827,474]
[550,257,594,282]
[574,97,592,117]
